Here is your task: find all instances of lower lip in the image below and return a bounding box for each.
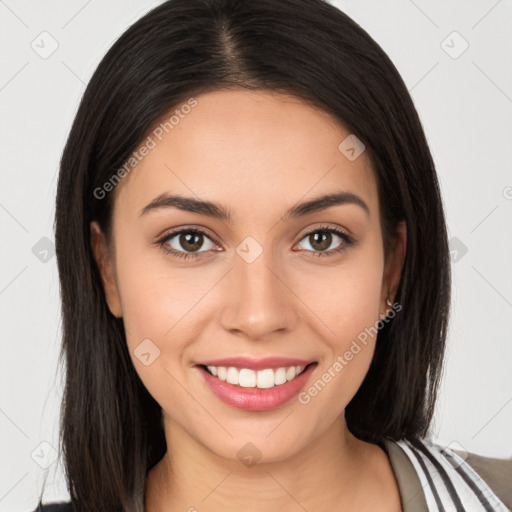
[196,363,317,411]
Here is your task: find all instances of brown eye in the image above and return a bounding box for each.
[158,228,218,259]
[177,232,205,252]
[307,231,334,251]
[296,226,354,257]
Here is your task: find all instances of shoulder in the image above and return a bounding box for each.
[31,502,73,512]
[387,437,512,510]
[462,449,512,509]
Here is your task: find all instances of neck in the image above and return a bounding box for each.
[145,413,400,511]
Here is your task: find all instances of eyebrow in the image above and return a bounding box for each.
[139,191,370,221]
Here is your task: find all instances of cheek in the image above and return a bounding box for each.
[113,233,210,345]
[290,245,384,413]
[292,244,385,342]
[113,245,226,402]
[113,257,210,414]
[294,271,384,424]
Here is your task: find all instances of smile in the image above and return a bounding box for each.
[204,364,307,389]
[196,361,318,411]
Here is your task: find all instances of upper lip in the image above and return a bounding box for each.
[196,356,316,370]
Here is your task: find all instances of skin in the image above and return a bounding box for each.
[91,89,406,511]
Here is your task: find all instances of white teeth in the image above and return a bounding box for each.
[205,364,307,388]
[240,368,257,387]
[274,367,287,385]
[256,368,274,389]
[226,367,239,385]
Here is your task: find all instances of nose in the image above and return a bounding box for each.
[219,242,299,340]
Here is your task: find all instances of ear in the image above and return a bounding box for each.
[90,221,123,318]
[381,220,406,314]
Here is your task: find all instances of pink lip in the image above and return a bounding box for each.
[196,362,318,411]
[196,356,314,370]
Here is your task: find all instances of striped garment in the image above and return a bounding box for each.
[395,437,509,511]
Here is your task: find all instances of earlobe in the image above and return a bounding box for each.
[90,221,123,318]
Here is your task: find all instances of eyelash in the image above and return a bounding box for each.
[156,225,355,261]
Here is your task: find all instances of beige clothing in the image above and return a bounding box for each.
[384,439,512,511]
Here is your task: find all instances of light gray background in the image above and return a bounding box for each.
[1,0,511,510]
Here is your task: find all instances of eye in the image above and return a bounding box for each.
[156,225,355,261]
[157,228,219,260]
[295,225,354,257]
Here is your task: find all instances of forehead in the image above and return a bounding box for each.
[113,89,377,222]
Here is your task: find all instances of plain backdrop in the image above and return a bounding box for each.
[0,0,511,510]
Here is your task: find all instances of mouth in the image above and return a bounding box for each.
[197,362,316,389]
[195,361,318,411]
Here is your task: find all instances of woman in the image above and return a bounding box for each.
[34,0,511,510]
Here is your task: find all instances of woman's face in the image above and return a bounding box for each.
[91,89,405,463]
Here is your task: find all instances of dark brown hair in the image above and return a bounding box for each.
[47,0,450,509]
